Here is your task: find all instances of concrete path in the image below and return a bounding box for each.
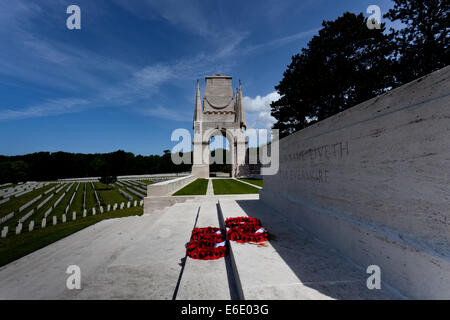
[206,179,214,195]
[0,202,200,299]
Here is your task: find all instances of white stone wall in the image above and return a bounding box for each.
[260,66,450,299]
[146,175,196,196]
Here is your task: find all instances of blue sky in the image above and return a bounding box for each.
[0,0,395,156]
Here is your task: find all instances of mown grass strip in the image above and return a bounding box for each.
[95,182,127,205]
[173,179,208,196]
[72,183,85,213]
[85,182,98,209]
[212,179,260,194]
[238,178,263,188]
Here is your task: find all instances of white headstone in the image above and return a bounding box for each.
[53,216,57,225]
[99,206,104,214]
[41,218,46,229]
[107,204,111,212]
[28,220,34,232]
[83,209,87,217]
[113,203,117,210]
[73,211,76,221]
[1,226,8,238]
[120,202,124,210]
[62,214,67,223]
[16,224,22,235]
[127,201,131,208]
[92,208,96,215]
[133,200,137,207]
[140,200,144,206]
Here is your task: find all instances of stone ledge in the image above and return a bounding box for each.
[260,188,450,299]
[146,175,196,197]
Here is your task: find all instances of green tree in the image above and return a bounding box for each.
[10,160,30,183]
[271,12,394,137]
[99,176,117,185]
[385,0,449,84]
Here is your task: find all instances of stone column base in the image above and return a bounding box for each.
[192,165,209,178]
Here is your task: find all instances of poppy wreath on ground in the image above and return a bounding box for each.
[186,227,227,260]
[225,217,262,229]
[225,217,269,243]
[190,227,224,242]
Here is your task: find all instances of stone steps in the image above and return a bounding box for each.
[217,199,402,300]
[176,200,232,299]
[0,197,404,299]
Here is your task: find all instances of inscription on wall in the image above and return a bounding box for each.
[280,168,329,184]
[278,141,349,184]
[281,141,349,164]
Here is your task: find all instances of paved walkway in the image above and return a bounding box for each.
[0,202,200,299]
[206,178,214,195]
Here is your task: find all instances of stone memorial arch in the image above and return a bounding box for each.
[192,74,248,178]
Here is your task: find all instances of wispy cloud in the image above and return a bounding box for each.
[241,28,319,55]
[243,91,280,130]
[0,0,315,123]
[0,98,90,120]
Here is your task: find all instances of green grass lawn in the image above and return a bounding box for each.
[52,184,74,218]
[212,179,260,194]
[31,185,68,225]
[239,178,263,188]
[0,206,143,268]
[71,183,85,213]
[85,182,98,209]
[173,179,208,196]
[95,182,128,205]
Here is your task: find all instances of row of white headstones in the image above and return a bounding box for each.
[0,182,75,227]
[0,180,150,238]
[1,178,148,227]
[0,199,144,238]
[0,182,51,206]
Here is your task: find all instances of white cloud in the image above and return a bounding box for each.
[0,0,313,124]
[243,91,280,130]
[0,98,90,120]
[242,28,319,55]
[243,91,280,112]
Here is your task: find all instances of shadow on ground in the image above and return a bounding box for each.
[234,199,401,300]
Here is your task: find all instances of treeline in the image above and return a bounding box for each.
[0,150,192,183]
[0,148,259,183]
[271,0,449,137]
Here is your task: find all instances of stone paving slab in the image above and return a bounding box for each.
[176,199,232,300]
[0,203,200,299]
[219,199,404,300]
[206,179,214,195]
